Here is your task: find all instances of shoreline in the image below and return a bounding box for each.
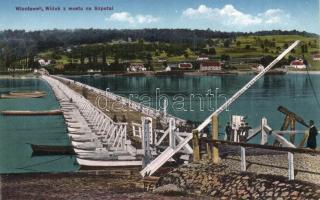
[1,70,320,79]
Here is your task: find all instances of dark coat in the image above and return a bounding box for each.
[307,126,318,149]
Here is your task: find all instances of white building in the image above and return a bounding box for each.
[38,59,51,66]
[289,59,306,69]
[197,55,209,61]
[313,54,320,61]
[199,61,222,71]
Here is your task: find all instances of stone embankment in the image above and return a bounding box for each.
[156,162,320,199]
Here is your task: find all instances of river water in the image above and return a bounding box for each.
[68,74,320,144]
[1,74,319,173]
[0,78,78,173]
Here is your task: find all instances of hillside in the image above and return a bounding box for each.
[38,34,320,72]
[0,29,319,72]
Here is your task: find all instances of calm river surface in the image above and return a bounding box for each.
[0,78,78,173]
[1,74,320,173]
[69,74,320,144]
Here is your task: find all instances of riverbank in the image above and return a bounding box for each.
[1,172,194,200]
[56,69,320,77]
[2,149,320,200]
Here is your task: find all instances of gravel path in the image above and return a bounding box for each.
[220,147,320,185]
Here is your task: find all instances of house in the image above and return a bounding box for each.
[252,64,264,72]
[200,61,222,71]
[289,59,306,69]
[128,63,146,72]
[165,66,171,71]
[197,55,209,61]
[38,59,51,66]
[313,53,320,61]
[178,63,193,69]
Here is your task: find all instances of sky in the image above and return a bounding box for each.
[0,0,319,33]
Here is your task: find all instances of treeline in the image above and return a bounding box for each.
[0,28,317,70]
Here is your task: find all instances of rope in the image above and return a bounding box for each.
[305,65,320,109]
[16,155,73,171]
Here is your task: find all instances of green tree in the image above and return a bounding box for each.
[236,41,241,47]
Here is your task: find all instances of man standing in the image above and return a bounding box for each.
[225,122,232,141]
[307,120,318,150]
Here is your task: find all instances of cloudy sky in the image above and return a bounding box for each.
[0,0,319,33]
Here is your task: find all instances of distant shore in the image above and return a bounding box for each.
[1,70,320,79]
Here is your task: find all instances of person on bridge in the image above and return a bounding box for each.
[225,122,232,141]
[121,115,127,123]
[112,114,118,122]
[307,120,318,150]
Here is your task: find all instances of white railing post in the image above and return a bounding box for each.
[288,152,294,180]
[240,147,246,171]
[261,117,268,145]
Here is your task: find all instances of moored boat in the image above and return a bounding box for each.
[1,109,63,116]
[30,144,75,155]
[1,91,46,99]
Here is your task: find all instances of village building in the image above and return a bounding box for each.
[199,61,222,71]
[197,55,209,61]
[289,59,306,69]
[127,63,146,72]
[178,62,193,69]
[312,53,320,61]
[38,59,51,66]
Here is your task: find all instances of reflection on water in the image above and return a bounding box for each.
[68,74,320,144]
[0,78,78,173]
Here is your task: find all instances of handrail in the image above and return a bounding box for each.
[205,139,320,154]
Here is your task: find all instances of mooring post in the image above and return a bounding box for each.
[211,115,220,164]
[288,152,294,180]
[192,130,200,162]
[240,147,246,171]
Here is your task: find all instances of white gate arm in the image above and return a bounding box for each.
[196,40,300,132]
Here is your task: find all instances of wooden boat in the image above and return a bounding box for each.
[30,144,75,156]
[1,91,46,99]
[9,91,46,96]
[76,157,142,168]
[1,109,63,116]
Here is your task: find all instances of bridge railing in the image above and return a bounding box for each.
[52,75,186,124]
[43,75,129,152]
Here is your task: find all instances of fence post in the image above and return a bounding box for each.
[261,117,268,145]
[192,130,200,162]
[211,115,220,164]
[288,152,294,180]
[240,147,246,171]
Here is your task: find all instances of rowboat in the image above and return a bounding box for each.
[30,144,75,155]
[9,91,46,96]
[1,91,46,99]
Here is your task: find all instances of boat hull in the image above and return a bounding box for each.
[30,144,75,156]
